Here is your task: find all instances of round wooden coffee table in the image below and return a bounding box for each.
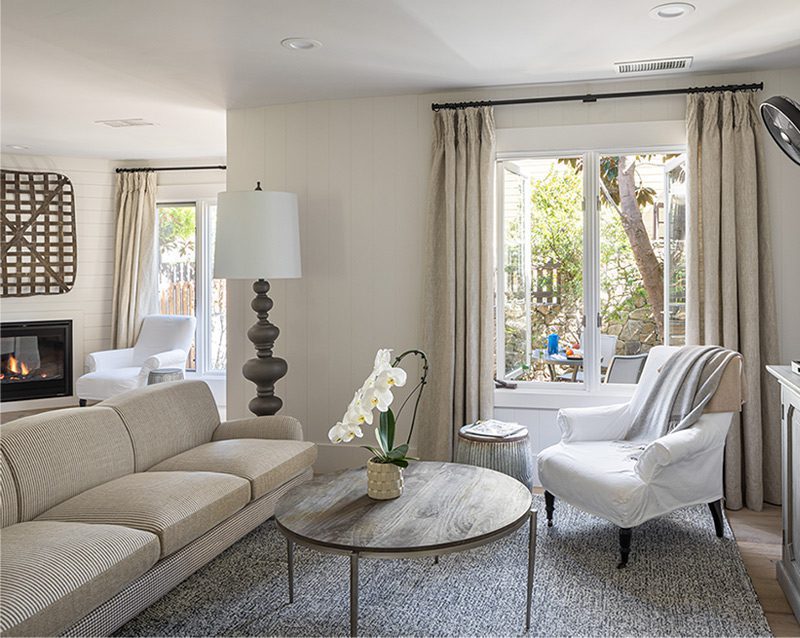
[274,461,536,636]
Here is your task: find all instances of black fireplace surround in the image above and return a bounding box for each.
[1,320,73,402]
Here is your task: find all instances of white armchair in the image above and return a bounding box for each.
[76,315,196,403]
[538,345,736,568]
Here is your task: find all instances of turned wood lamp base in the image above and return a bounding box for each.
[243,278,288,416]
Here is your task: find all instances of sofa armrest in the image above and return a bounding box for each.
[86,348,135,372]
[558,403,632,443]
[635,412,734,483]
[213,415,304,442]
[140,349,188,376]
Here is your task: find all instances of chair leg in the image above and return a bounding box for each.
[618,527,633,569]
[708,499,724,538]
[79,399,87,407]
[544,491,555,527]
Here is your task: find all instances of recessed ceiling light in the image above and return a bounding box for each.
[281,37,322,51]
[6,144,30,151]
[649,2,695,19]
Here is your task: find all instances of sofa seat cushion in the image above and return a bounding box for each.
[75,368,144,400]
[36,471,249,557]
[538,441,650,528]
[0,521,159,637]
[148,439,318,500]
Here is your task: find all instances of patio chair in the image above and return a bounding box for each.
[559,334,618,382]
[604,353,648,384]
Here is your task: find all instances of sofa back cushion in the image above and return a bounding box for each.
[102,380,220,471]
[1,452,18,527]
[0,407,134,521]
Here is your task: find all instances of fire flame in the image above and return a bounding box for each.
[6,355,30,376]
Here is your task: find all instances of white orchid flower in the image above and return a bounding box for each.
[328,422,347,443]
[373,349,393,373]
[376,365,407,390]
[330,421,363,443]
[344,422,364,440]
[344,389,372,425]
[362,381,394,412]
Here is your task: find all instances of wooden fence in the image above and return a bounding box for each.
[532,260,561,305]
[159,262,196,369]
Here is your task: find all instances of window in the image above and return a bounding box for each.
[157,199,226,375]
[497,149,686,387]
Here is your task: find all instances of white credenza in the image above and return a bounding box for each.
[768,365,800,622]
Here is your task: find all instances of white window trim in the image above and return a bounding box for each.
[157,197,226,380]
[495,143,686,406]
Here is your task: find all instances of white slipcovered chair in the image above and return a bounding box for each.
[76,315,196,403]
[538,345,736,568]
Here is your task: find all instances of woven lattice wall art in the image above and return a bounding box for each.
[1,169,77,297]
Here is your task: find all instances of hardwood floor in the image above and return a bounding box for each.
[727,504,800,636]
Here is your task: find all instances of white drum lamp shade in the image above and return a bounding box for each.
[214,190,301,280]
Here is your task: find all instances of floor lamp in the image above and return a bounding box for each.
[214,184,302,416]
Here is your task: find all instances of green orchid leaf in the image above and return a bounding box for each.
[386,408,396,450]
[392,443,409,455]
[377,411,389,454]
[360,445,384,459]
[391,459,409,469]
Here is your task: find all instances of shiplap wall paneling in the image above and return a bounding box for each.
[0,154,116,412]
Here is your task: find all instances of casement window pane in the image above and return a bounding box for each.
[158,204,197,370]
[500,157,584,383]
[597,153,687,381]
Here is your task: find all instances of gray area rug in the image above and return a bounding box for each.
[116,495,771,637]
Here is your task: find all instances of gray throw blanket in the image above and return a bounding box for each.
[625,345,741,442]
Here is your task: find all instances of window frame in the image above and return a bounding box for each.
[156,197,225,378]
[495,144,687,395]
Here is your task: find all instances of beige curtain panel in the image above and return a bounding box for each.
[418,107,496,461]
[111,172,159,348]
[686,91,781,511]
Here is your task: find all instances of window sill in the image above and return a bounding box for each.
[494,385,634,410]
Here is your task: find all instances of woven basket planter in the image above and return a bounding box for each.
[367,458,404,500]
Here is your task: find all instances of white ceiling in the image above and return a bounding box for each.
[2,0,800,160]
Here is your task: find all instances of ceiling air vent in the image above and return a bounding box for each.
[94,118,156,128]
[614,57,693,75]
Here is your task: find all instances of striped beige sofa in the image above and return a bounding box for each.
[0,381,317,637]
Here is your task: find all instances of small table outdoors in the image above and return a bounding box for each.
[274,462,536,636]
[542,354,584,382]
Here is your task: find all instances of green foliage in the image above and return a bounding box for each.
[361,409,417,468]
[159,206,195,258]
[527,166,584,352]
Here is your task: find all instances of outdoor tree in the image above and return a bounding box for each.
[561,156,666,340]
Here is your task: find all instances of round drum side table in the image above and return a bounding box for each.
[456,425,535,489]
[147,368,184,385]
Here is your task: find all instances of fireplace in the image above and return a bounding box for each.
[1,320,72,402]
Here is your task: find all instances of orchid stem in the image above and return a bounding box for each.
[391,350,428,447]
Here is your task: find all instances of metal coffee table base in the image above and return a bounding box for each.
[281,509,537,637]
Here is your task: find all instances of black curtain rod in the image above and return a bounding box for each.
[431,82,764,111]
[115,165,226,173]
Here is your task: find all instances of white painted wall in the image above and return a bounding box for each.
[226,67,800,477]
[1,154,115,412]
